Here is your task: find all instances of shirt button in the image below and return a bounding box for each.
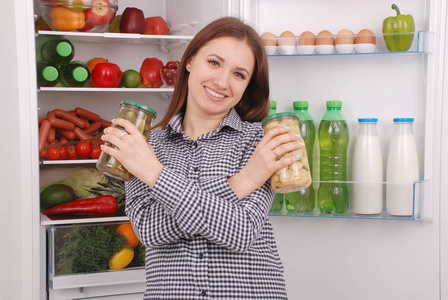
[193,167,199,172]
[201,291,207,296]
[199,253,204,259]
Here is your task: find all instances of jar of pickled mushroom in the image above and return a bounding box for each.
[97,100,157,181]
[262,112,312,193]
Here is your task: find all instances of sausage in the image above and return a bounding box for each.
[100,119,112,128]
[57,129,76,140]
[75,107,101,122]
[54,109,86,128]
[38,120,51,153]
[38,117,45,125]
[74,127,92,140]
[83,121,102,135]
[48,117,75,131]
[47,127,56,143]
[47,111,56,119]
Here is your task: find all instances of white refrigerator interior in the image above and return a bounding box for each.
[1,0,448,299]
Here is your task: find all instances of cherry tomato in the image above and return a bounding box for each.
[59,146,68,160]
[67,145,77,160]
[166,61,176,69]
[75,141,91,158]
[46,146,61,160]
[89,146,102,159]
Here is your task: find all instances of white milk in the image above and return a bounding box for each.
[352,119,383,214]
[386,119,419,216]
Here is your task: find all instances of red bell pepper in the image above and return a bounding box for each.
[42,195,117,215]
[140,57,164,88]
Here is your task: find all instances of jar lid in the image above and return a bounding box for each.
[326,100,342,108]
[358,118,378,123]
[393,118,414,123]
[262,112,299,124]
[293,101,309,109]
[121,100,157,117]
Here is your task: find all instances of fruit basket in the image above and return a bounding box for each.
[37,0,118,33]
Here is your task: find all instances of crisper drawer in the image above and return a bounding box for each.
[47,222,146,293]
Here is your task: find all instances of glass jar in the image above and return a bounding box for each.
[262,112,312,193]
[97,100,157,181]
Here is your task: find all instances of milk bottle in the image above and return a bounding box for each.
[386,118,419,216]
[352,118,383,214]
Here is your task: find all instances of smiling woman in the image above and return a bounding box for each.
[100,16,302,299]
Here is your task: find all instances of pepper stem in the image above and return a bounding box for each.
[392,4,401,16]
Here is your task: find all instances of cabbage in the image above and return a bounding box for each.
[40,167,108,199]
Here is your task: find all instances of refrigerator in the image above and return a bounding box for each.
[1,0,447,299]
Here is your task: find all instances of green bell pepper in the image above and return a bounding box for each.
[382,4,415,52]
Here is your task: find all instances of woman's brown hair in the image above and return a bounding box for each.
[155,17,270,129]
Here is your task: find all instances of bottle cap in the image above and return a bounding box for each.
[393,118,414,123]
[42,66,58,82]
[72,66,88,82]
[326,100,342,108]
[121,100,157,117]
[269,101,277,109]
[56,41,73,58]
[293,101,309,109]
[358,118,378,123]
[262,112,299,124]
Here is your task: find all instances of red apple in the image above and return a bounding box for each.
[119,7,146,34]
[145,17,169,35]
[84,0,115,27]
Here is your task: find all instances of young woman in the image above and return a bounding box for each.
[101,17,302,299]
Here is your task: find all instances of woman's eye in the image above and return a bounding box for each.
[234,72,246,79]
[208,59,219,66]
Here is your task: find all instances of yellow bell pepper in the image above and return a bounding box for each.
[50,7,85,31]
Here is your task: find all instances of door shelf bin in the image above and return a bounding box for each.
[269,178,430,221]
[47,222,145,290]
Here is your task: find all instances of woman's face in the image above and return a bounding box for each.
[186,36,255,120]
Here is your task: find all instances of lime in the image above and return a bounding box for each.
[121,69,142,88]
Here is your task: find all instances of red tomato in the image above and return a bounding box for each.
[58,146,68,160]
[92,62,122,88]
[75,141,92,158]
[67,145,77,160]
[46,146,61,160]
[89,146,102,159]
[145,16,169,35]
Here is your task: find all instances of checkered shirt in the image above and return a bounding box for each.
[125,108,287,299]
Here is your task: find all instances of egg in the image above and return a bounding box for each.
[355,29,376,44]
[261,32,277,46]
[336,29,355,45]
[298,31,316,46]
[316,30,334,45]
[278,31,296,46]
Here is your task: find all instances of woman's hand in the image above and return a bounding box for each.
[228,126,304,200]
[100,118,163,187]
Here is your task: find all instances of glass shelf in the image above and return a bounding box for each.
[264,31,433,57]
[38,87,174,93]
[269,178,430,221]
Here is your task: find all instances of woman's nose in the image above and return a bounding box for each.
[212,69,230,89]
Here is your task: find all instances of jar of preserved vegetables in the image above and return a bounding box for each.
[262,112,312,193]
[97,100,157,181]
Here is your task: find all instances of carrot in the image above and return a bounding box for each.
[100,119,112,128]
[83,121,102,135]
[54,109,86,128]
[75,107,101,122]
[74,127,92,140]
[48,117,75,131]
[39,120,51,153]
[47,127,56,143]
[57,129,76,140]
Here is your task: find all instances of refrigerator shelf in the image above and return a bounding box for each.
[40,159,97,165]
[265,31,433,56]
[41,213,129,226]
[39,87,174,93]
[269,178,430,221]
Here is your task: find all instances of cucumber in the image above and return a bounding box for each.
[40,184,76,210]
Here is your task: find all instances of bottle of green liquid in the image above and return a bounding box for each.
[59,61,90,87]
[41,37,75,65]
[284,101,316,213]
[317,100,350,214]
[268,101,284,214]
[36,62,59,88]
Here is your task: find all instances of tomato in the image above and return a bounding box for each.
[58,146,68,160]
[46,146,61,160]
[87,57,109,86]
[89,146,102,159]
[75,141,91,158]
[166,61,177,69]
[145,16,169,35]
[67,145,77,160]
[92,62,122,88]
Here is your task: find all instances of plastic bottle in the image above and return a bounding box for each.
[59,61,90,87]
[269,101,277,115]
[284,101,316,213]
[41,37,75,65]
[317,100,349,214]
[352,118,383,214]
[36,62,59,87]
[386,118,419,216]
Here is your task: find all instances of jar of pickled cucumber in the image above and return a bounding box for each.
[262,112,312,193]
[97,100,157,181]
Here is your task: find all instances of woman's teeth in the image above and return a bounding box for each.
[205,87,226,99]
